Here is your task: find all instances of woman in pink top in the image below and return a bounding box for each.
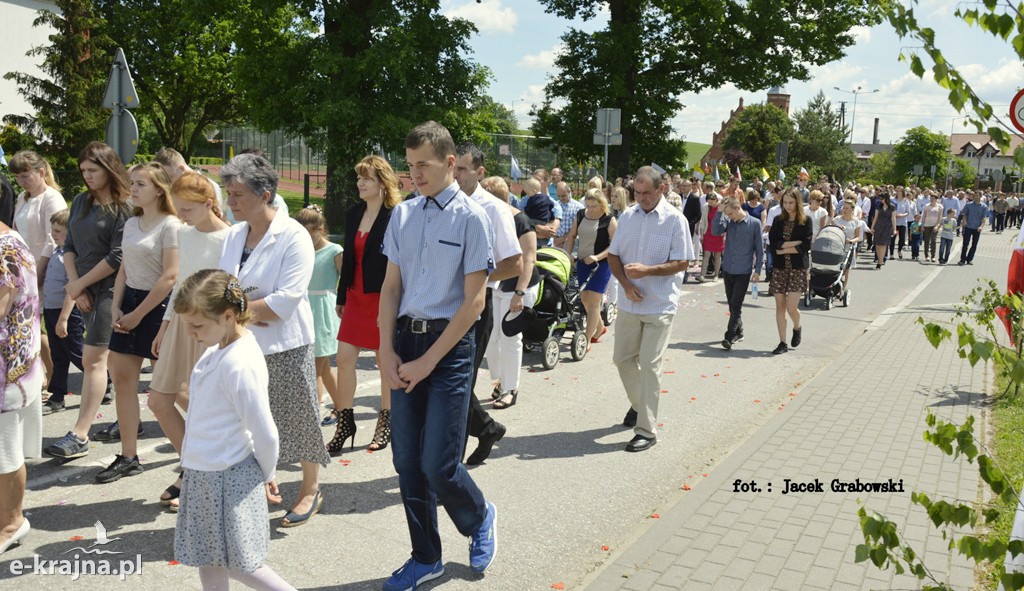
[920,193,943,263]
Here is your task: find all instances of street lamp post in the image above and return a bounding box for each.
[834,86,879,144]
[947,115,970,191]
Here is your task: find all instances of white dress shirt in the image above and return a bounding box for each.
[220,207,315,355]
[469,183,522,289]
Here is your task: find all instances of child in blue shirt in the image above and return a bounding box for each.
[909,214,924,261]
[41,209,85,414]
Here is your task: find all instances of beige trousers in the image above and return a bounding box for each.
[612,310,675,439]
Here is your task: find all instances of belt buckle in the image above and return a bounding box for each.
[411,319,428,334]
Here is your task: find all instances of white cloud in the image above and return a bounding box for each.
[808,61,867,91]
[518,43,565,70]
[443,0,518,34]
[958,59,1024,97]
[850,25,872,44]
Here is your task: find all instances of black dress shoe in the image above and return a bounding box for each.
[623,408,638,428]
[466,422,506,465]
[791,327,802,348]
[625,435,656,452]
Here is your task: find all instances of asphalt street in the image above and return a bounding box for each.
[0,229,1008,590]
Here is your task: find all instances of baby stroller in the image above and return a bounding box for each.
[522,247,590,369]
[803,225,852,310]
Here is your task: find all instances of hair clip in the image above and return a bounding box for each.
[224,279,247,312]
[304,204,323,214]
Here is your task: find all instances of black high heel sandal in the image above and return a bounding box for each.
[368,409,391,451]
[326,408,356,454]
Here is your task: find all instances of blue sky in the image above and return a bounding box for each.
[441,0,1024,156]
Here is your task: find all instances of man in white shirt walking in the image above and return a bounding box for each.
[608,166,693,453]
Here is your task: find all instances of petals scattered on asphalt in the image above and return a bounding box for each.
[657,423,664,427]
[753,399,761,403]
[682,484,692,491]
[660,389,668,393]
[649,513,661,519]
[703,473,709,477]
[601,545,610,551]
[168,560,180,566]
[70,535,83,541]
[701,374,708,378]
[664,370,676,374]
[95,413,103,419]
[56,499,67,506]
[338,459,351,466]
[713,373,720,377]
[552,584,565,590]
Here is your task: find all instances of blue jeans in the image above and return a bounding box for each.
[43,307,84,402]
[390,328,487,564]
[939,237,953,263]
[960,227,981,263]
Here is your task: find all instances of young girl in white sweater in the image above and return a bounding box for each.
[173,269,294,591]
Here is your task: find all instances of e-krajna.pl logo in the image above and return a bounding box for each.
[8,521,142,581]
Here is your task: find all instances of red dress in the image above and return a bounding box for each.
[337,231,382,350]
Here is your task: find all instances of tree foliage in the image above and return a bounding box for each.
[892,126,950,182]
[3,0,113,170]
[790,91,857,181]
[231,0,494,231]
[885,1,1024,164]
[532,0,882,177]
[722,104,793,169]
[950,157,978,189]
[94,0,254,160]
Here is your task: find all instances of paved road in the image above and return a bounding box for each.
[0,227,1011,590]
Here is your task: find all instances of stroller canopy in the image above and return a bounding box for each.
[811,226,848,268]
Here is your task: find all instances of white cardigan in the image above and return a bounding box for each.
[219,207,315,355]
[14,187,66,262]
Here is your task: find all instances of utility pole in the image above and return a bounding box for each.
[837,102,847,135]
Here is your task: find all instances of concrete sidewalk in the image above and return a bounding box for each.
[583,233,1013,590]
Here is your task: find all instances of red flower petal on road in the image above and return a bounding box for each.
[70,535,83,541]
[753,399,761,403]
[690,397,697,401]
[664,370,676,374]
[657,423,664,427]
[552,584,565,590]
[168,560,180,566]
[338,459,351,466]
[701,374,707,378]
[682,484,692,491]
[660,389,668,393]
[703,473,709,477]
[649,513,661,519]
[601,545,610,551]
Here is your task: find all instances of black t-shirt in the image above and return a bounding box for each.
[499,212,542,292]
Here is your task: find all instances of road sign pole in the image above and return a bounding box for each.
[603,140,609,181]
[111,63,121,160]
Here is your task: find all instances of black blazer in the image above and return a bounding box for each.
[337,201,392,305]
[768,216,813,270]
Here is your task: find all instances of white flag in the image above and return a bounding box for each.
[510,155,522,181]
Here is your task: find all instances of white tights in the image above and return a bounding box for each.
[198,565,296,591]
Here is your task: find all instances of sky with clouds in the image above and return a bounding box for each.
[441,0,1024,158]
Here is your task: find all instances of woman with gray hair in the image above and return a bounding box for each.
[218,154,329,528]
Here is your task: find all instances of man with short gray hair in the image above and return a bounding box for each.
[608,166,693,453]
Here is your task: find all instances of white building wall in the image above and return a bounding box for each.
[1,0,60,122]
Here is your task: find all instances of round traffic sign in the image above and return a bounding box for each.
[1011,88,1024,133]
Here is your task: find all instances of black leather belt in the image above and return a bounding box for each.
[398,317,450,334]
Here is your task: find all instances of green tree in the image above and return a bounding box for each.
[885,2,1024,162]
[857,151,897,185]
[722,104,793,168]
[950,157,977,189]
[94,0,256,160]
[892,126,949,182]
[3,0,113,170]
[232,0,493,232]
[531,0,881,177]
[790,91,857,181]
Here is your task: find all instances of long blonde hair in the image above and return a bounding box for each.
[128,162,176,217]
[9,150,61,193]
[354,155,402,208]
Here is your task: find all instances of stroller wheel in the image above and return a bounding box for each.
[843,289,851,307]
[541,336,560,370]
[571,331,588,361]
[602,302,617,326]
[825,297,833,310]
[803,291,812,307]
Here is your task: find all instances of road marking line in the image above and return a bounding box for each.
[866,266,943,331]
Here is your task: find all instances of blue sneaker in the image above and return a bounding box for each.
[469,501,497,573]
[382,558,443,591]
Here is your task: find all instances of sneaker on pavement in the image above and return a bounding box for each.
[721,338,732,350]
[42,399,66,415]
[95,455,143,484]
[92,421,144,442]
[44,431,89,459]
[382,558,444,591]
[469,501,497,573]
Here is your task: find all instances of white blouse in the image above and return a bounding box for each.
[13,187,66,263]
[180,331,278,482]
[219,207,315,355]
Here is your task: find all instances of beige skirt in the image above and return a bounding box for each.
[150,314,210,394]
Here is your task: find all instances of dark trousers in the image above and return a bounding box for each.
[996,212,1006,232]
[910,233,922,258]
[923,226,937,259]
[391,329,487,564]
[466,289,496,441]
[43,307,85,402]
[722,273,750,340]
[896,225,907,252]
[960,227,981,263]
[764,251,773,281]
